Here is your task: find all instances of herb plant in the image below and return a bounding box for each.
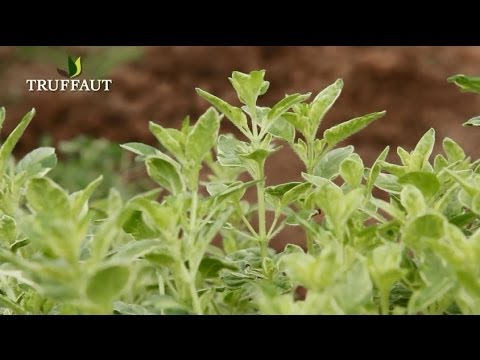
[1,70,480,314]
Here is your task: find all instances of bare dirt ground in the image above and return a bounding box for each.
[2,46,480,248]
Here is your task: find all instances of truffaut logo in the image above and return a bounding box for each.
[57,56,82,78]
[26,55,112,92]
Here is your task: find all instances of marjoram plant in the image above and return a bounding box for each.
[1,70,480,314]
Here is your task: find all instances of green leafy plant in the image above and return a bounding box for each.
[448,74,480,126]
[1,70,480,314]
[44,135,154,200]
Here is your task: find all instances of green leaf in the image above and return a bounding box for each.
[16,147,57,176]
[282,182,311,206]
[268,116,295,143]
[292,138,308,165]
[309,79,343,133]
[434,154,449,172]
[400,185,426,216]
[443,138,465,162]
[87,265,130,305]
[149,123,183,159]
[195,88,248,133]
[471,193,480,215]
[313,146,354,179]
[193,208,234,260]
[0,215,17,243]
[10,238,29,252]
[111,239,161,262]
[267,93,311,123]
[403,214,446,248]
[113,302,152,315]
[323,111,385,147]
[368,243,405,291]
[70,175,103,217]
[409,128,435,171]
[0,108,35,177]
[186,107,221,165]
[241,148,271,164]
[20,214,79,262]
[0,107,5,132]
[120,142,160,157]
[266,182,302,197]
[302,173,331,191]
[370,197,405,221]
[0,293,26,314]
[408,277,454,314]
[399,172,440,199]
[396,147,411,166]
[217,134,245,167]
[208,180,258,204]
[340,153,364,187]
[283,112,307,135]
[145,156,184,193]
[463,116,480,127]
[445,169,477,197]
[122,210,157,240]
[343,188,366,219]
[228,70,269,107]
[26,177,70,215]
[336,261,372,312]
[378,160,406,177]
[199,256,236,278]
[267,182,311,207]
[314,181,343,220]
[130,197,178,234]
[145,251,176,267]
[366,146,390,194]
[448,74,480,94]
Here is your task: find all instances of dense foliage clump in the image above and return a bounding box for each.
[1,70,480,314]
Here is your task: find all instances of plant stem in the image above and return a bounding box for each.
[380,288,390,315]
[189,274,203,315]
[306,233,314,254]
[189,191,198,248]
[266,211,280,239]
[256,164,267,258]
[185,188,203,314]
[0,293,26,314]
[180,262,202,315]
[239,211,258,238]
[250,106,259,141]
[306,137,315,174]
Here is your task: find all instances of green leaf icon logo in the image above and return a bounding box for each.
[67,56,82,78]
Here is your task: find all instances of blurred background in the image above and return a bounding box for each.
[1,46,480,246]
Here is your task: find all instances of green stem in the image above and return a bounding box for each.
[239,211,258,238]
[256,164,267,258]
[189,276,203,315]
[266,221,286,240]
[249,106,259,141]
[266,211,280,239]
[189,191,198,248]
[0,293,26,314]
[180,263,202,315]
[185,188,203,314]
[306,233,314,254]
[380,288,390,315]
[306,136,315,174]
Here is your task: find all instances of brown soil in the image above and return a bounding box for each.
[2,46,480,249]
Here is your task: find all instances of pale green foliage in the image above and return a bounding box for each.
[1,71,480,314]
[449,74,480,126]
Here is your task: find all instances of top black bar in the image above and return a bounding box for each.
[2,30,480,46]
